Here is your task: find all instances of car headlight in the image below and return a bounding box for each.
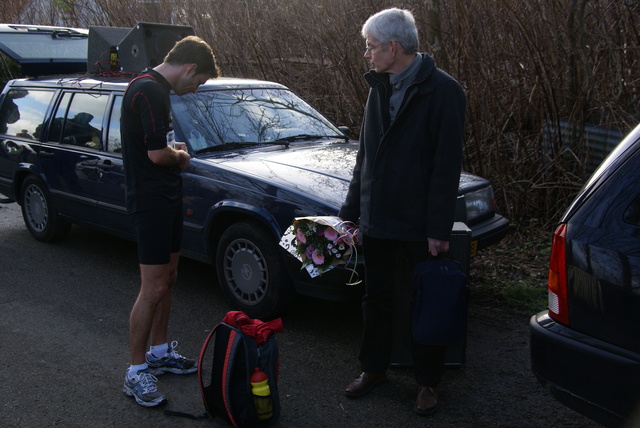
[464,186,495,223]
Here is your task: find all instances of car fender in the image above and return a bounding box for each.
[199,199,282,259]
[13,163,45,203]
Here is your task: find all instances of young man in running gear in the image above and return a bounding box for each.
[120,35,219,407]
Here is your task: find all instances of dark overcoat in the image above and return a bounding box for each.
[339,53,466,242]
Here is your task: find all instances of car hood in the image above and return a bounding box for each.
[197,141,356,208]
[195,140,489,208]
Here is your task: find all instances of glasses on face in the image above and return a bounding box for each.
[365,42,387,54]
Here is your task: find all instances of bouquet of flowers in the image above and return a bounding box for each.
[279,216,360,283]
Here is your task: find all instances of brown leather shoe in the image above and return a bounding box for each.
[415,386,439,416]
[344,372,386,398]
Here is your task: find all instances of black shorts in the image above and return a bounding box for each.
[132,206,183,265]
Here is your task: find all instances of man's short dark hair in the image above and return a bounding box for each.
[164,35,220,78]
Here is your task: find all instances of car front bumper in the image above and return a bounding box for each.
[470,213,510,255]
[529,311,640,427]
[285,255,365,302]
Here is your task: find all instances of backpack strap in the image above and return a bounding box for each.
[164,409,209,420]
[164,325,221,421]
[221,328,241,427]
[197,323,218,405]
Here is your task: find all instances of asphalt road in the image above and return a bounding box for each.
[0,201,600,427]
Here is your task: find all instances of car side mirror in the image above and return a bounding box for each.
[338,126,350,140]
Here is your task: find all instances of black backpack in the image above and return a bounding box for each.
[197,312,282,427]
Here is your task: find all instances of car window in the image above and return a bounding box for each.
[171,88,341,150]
[54,92,108,149]
[0,88,55,139]
[106,95,122,153]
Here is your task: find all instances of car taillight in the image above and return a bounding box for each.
[548,223,569,325]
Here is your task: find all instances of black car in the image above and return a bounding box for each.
[530,123,640,427]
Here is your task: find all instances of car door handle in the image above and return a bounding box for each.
[98,160,115,169]
[40,151,54,158]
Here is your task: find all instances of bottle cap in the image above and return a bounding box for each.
[251,367,267,383]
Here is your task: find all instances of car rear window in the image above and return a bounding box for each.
[0,88,55,139]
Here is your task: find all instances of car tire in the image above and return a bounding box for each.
[216,221,296,319]
[20,176,71,242]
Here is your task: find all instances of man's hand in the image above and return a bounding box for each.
[428,237,449,257]
[148,145,191,170]
[174,142,190,171]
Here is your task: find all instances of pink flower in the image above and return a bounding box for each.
[311,249,325,265]
[305,244,315,259]
[296,227,307,244]
[324,226,339,243]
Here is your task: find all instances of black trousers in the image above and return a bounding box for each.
[359,234,446,387]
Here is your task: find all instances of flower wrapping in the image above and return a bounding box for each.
[279,216,360,282]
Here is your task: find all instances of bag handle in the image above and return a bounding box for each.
[164,409,210,420]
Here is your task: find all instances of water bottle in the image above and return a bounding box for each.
[250,367,273,420]
[109,46,118,71]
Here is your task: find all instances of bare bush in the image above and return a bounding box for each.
[5,0,639,224]
[0,0,29,25]
[444,0,639,221]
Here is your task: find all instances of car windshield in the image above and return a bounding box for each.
[171,87,344,153]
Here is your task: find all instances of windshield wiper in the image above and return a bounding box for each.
[274,134,346,143]
[196,142,256,154]
[195,141,289,154]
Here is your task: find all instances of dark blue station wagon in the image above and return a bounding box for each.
[530,123,640,427]
[0,75,509,318]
